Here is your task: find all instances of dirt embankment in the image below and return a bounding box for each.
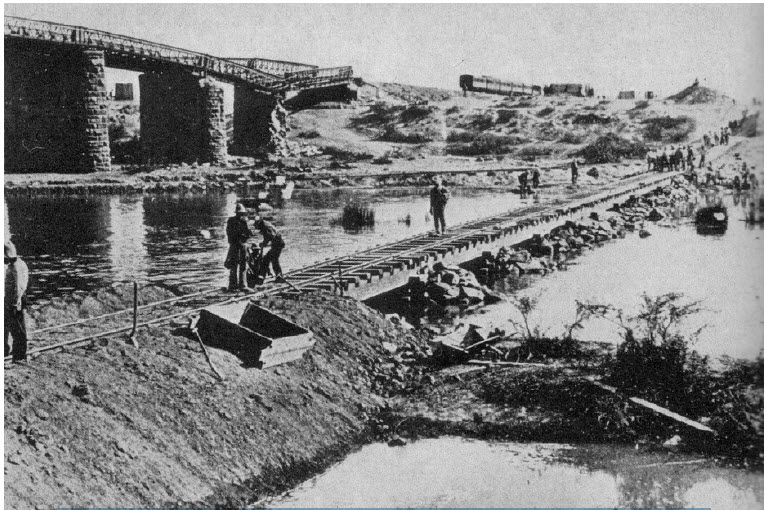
[4,293,427,510]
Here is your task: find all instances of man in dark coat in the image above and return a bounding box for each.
[531,168,541,189]
[570,160,579,184]
[225,203,251,290]
[5,241,29,363]
[254,217,285,283]
[429,177,450,235]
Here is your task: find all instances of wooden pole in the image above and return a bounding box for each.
[128,281,139,348]
[338,262,344,296]
[192,328,224,381]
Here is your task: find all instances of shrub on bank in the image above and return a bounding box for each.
[446,133,529,156]
[321,146,373,161]
[643,116,697,143]
[584,292,764,463]
[559,131,586,144]
[537,106,555,117]
[575,133,647,164]
[378,127,433,144]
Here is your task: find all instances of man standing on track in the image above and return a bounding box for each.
[5,241,29,364]
[429,176,450,235]
[225,203,251,291]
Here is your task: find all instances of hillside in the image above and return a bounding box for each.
[287,82,748,167]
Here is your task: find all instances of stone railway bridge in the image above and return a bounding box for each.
[4,16,355,173]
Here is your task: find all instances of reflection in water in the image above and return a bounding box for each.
[6,187,526,300]
[272,438,762,509]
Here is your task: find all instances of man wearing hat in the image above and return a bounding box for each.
[429,176,450,235]
[5,241,29,363]
[253,216,285,283]
[225,203,252,291]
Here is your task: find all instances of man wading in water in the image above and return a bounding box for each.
[429,177,450,235]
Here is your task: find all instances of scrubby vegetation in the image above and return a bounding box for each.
[334,202,375,230]
[576,133,647,164]
[446,132,529,156]
[378,127,433,144]
[297,130,321,139]
[643,116,697,143]
[573,113,614,125]
[537,106,555,117]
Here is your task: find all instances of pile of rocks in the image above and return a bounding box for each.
[482,177,696,279]
[407,261,501,307]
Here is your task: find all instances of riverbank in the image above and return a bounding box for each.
[6,288,762,510]
[3,156,645,197]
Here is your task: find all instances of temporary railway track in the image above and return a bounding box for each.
[6,171,679,363]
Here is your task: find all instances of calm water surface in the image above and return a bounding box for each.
[473,191,764,362]
[271,437,762,509]
[6,187,530,299]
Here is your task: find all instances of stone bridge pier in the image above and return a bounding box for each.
[231,85,290,157]
[5,43,111,173]
[139,72,228,166]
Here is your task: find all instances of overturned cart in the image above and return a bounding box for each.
[197,301,314,369]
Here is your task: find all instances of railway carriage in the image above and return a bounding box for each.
[460,74,541,97]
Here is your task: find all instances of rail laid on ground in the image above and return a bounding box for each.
[6,170,679,362]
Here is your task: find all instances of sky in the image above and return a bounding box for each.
[4,3,764,101]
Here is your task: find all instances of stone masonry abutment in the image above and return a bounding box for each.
[139,72,228,166]
[5,43,111,173]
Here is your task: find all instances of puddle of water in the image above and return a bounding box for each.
[271,437,763,509]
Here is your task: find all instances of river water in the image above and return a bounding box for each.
[6,187,529,299]
[271,437,762,509]
[467,190,764,362]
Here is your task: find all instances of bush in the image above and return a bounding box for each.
[537,106,555,117]
[643,116,697,142]
[446,133,529,156]
[576,133,647,163]
[399,105,433,123]
[445,105,460,115]
[559,131,585,144]
[378,127,433,144]
[321,146,373,161]
[446,131,477,143]
[496,109,518,124]
[517,145,553,158]
[334,202,375,230]
[573,113,614,125]
[297,130,321,139]
[584,293,764,462]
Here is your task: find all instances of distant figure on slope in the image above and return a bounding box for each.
[429,176,450,235]
[5,241,29,364]
[518,169,529,198]
[531,168,541,189]
[699,146,707,169]
[254,217,285,284]
[570,159,579,185]
[225,203,252,291]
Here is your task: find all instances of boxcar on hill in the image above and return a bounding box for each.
[460,75,541,96]
[543,83,595,97]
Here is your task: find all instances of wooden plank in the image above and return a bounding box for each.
[588,379,715,434]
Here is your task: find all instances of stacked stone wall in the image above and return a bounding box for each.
[5,43,111,173]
